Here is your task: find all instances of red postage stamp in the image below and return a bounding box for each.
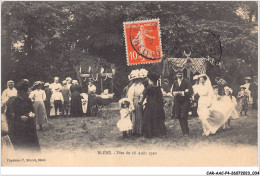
[123,19,162,65]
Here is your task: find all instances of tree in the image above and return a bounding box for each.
[1,1,257,95]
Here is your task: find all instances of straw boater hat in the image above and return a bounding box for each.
[128,70,140,81]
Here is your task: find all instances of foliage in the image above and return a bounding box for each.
[1,2,257,94]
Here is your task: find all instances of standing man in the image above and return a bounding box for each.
[171,70,193,136]
[1,80,17,106]
[43,83,52,118]
[49,77,62,93]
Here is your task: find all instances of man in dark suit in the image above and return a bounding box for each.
[171,70,193,136]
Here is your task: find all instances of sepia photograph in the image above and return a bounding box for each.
[1,1,259,171]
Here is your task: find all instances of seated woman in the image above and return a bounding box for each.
[6,79,41,152]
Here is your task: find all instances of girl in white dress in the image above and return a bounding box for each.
[29,81,48,130]
[222,86,239,129]
[117,98,134,139]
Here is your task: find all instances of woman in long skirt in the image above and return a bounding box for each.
[139,72,166,138]
[86,79,96,116]
[70,80,83,117]
[6,79,40,152]
[127,69,146,136]
[29,81,48,131]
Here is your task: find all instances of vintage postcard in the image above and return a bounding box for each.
[1,1,259,172]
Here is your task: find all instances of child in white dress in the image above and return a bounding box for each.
[222,86,239,129]
[117,98,134,139]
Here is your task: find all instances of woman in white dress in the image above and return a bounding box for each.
[127,69,146,136]
[197,74,234,136]
[29,81,48,130]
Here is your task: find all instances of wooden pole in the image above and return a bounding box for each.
[111,76,114,93]
[101,75,103,93]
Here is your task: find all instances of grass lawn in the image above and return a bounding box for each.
[36,103,258,166]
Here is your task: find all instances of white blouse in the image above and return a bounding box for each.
[29,89,46,102]
[127,83,144,101]
[49,83,62,92]
[1,88,17,105]
[88,85,96,94]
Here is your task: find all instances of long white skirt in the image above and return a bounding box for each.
[198,96,235,136]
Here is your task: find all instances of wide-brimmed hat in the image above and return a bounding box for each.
[128,70,140,81]
[119,98,132,107]
[16,79,30,92]
[244,77,252,80]
[139,69,148,78]
[147,72,160,83]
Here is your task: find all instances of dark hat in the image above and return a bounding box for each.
[147,72,160,83]
[16,79,30,91]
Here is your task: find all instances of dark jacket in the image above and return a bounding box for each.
[172,78,193,104]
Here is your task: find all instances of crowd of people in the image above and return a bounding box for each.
[1,69,257,150]
[117,69,258,139]
[1,76,100,151]
[118,69,166,139]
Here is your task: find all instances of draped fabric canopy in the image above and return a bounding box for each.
[162,57,215,80]
[167,58,207,74]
